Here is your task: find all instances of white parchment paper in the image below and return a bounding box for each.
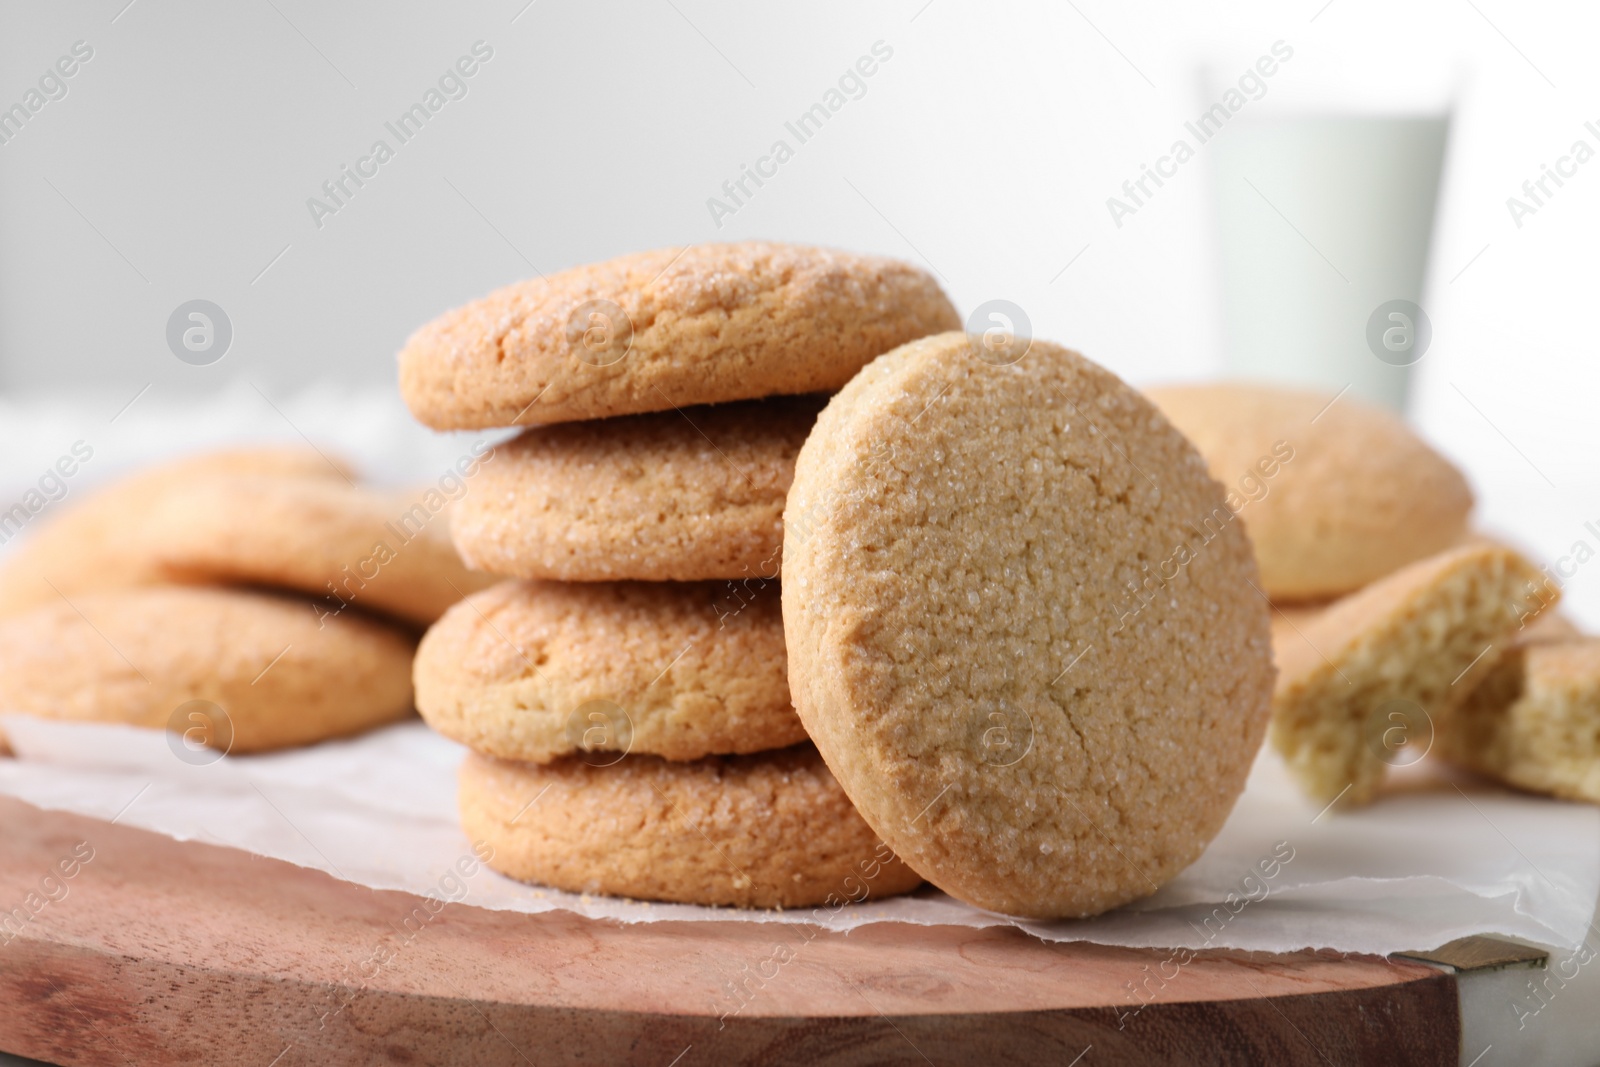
[1,714,1594,955]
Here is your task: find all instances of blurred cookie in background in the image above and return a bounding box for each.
[147,474,493,626]
[1438,636,1600,803]
[1272,543,1549,808]
[0,447,489,626]
[0,586,416,753]
[0,446,350,618]
[1146,382,1474,602]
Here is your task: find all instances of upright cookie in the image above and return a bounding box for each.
[451,396,822,582]
[1437,638,1600,802]
[0,587,415,752]
[398,242,960,429]
[146,474,493,625]
[783,333,1275,919]
[0,447,351,618]
[1145,383,1474,601]
[1272,543,1549,807]
[415,579,802,762]
[459,746,923,908]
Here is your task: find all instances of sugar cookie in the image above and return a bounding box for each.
[1438,638,1600,803]
[0,447,350,618]
[0,586,415,752]
[148,474,493,625]
[1272,543,1548,806]
[398,242,960,429]
[458,746,922,908]
[416,578,801,762]
[783,333,1274,919]
[1145,383,1473,601]
[451,396,822,581]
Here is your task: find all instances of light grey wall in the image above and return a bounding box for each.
[3,0,1600,631]
[0,0,1244,394]
[2,0,1599,558]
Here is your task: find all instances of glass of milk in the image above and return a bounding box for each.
[1201,57,1459,411]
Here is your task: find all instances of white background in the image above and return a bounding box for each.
[0,0,1595,619]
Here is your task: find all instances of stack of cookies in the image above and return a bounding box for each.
[402,242,960,908]
[1148,383,1584,808]
[0,447,488,754]
[405,292,1285,922]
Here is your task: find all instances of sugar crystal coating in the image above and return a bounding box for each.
[783,333,1274,919]
[452,395,823,581]
[399,241,960,429]
[416,578,803,762]
[460,745,923,908]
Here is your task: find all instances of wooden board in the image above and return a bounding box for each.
[0,796,1458,1066]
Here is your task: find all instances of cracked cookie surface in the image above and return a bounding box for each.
[450,395,822,581]
[398,241,960,429]
[416,578,803,762]
[459,745,923,908]
[783,332,1274,919]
